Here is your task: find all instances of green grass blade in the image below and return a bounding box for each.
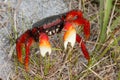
[111,16,120,30]
[96,0,113,50]
[99,0,104,29]
[100,0,113,43]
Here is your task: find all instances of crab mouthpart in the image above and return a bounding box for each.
[39,33,51,57]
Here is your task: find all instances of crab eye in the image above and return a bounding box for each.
[57,25,60,27]
[46,30,48,33]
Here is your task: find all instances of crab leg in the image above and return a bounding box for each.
[24,37,34,70]
[73,18,90,40]
[16,40,23,63]
[76,34,90,60]
[16,30,35,70]
[39,33,51,57]
[16,30,31,63]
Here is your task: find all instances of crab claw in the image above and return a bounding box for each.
[65,10,90,40]
[39,33,51,57]
[63,22,76,50]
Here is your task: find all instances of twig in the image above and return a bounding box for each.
[13,0,22,39]
[8,44,16,59]
[80,61,103,80]
[107,0,118,35]
[81,56,109,74]
[78,0,81,10]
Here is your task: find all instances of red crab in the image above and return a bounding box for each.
[16,10,90,71]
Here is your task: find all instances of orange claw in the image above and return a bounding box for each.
[63,22,76,49]
[76,34,90,60]
[39,33,51,57]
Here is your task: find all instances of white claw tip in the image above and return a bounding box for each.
[64,30,76,50]
[39,47,51,57]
